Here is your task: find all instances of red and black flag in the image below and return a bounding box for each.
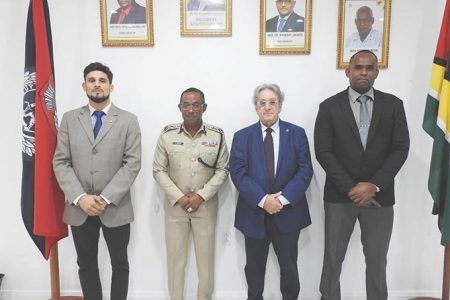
[22,0,67,259]
[423,0,450,245]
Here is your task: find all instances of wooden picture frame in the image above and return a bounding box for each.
[100,0,154,47]
[337,0,391,68]
[180,0,232,36]
[260,0,312,55]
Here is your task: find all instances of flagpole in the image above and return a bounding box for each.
[49,244,83,300]
[411,245,450,300]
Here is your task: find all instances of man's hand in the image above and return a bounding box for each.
[79,195,107,216]
[263,191,283,215]
[185,192,204,212]
[177,195,192,211]
[348,182,378,206]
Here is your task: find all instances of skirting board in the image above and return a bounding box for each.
[0,290,442,300]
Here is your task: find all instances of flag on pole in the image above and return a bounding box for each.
[423,0,450,245]
[22,0,67,259]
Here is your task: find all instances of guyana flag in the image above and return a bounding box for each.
[423,0,450,245]
[22,0,67,259]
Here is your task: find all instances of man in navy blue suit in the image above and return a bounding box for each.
[230,83,313,300]
[265,0,304,32]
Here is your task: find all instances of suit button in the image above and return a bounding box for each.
[90,171,93,175]
[92,149,98,154]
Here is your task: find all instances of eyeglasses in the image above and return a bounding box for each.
[179,102,204,111]
[256,99,279,108]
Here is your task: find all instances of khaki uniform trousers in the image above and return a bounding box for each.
[165,199,217,300]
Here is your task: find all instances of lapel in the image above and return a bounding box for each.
[248,121,267,180]
[337,90,360,142]
[276,120,288,177]
[93,104,119,147]
[78,105,95,145]
[251,121,267,177]
[366,89,382,147]
[77,104,119,147]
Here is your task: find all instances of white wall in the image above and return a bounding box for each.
[0,0,446,299]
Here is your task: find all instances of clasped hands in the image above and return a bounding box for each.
[178,192,204,213]
[348,182,381,207]
[79,195,108,216]
[263,191,283,215]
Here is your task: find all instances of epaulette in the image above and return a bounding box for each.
[163,124,180,133]
[206,124,224,134]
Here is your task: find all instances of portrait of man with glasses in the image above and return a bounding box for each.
[153,87,229,300]
[265,0,305,32]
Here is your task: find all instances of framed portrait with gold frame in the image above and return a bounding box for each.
[180,0,232,36]
[100,0,154,47]
[337,0,391,68]
[260,0,312,55]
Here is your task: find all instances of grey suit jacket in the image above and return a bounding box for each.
[53,103,141,227]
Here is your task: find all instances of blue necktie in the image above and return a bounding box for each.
[93,111,105,139]
[357,95,370,149]
[277,18,286,32]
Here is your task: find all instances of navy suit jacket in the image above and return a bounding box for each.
[110,3,147,24]
[265,12,305,32]
[314,88,409,206]
[230,120,313,239]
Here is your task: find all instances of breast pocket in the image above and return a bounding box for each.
[198,150,218,169]
[168,150,186,170]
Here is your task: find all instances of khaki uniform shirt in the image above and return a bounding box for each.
[153,122,229,213]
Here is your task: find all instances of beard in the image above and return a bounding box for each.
[87,93,110,104]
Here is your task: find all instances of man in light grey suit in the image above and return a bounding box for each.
[53,62,141,300]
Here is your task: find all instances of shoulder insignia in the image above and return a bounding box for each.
[205,124,224,134]
[163,124,180,133]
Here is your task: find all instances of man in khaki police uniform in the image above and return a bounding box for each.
[153,87,229,300]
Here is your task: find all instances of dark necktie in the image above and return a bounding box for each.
[277,18,286,32]
[264,127,275,186]
[357,95,370,149]
[93,111,105,139]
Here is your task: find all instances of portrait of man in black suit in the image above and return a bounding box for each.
[314,50,409,300]
[110,0,147,24]
[265,0,304,33]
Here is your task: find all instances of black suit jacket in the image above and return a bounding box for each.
[314,88,409,206]
[266,12,305,32]
[110,3,147,24]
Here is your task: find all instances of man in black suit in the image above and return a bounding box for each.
[314,50,409,300]
[266,0,304,32]
[110,0,147,24]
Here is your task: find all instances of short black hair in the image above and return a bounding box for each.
[180,87,205,104]
[83,62,113,83]
[349,49,378,65]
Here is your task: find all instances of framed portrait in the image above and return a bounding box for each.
[180,0,232,36]
[337,0,391,68]
[100,0,154,47]
[260,0,312,55]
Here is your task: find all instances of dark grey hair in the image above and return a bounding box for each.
[252,83,285,105]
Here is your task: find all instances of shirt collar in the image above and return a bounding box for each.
[279,13,292,21]
[348,87,374,103]
[260,119,280,135]
[179,122,207,135]
[120,3,135,15]
[89,101,112,115]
